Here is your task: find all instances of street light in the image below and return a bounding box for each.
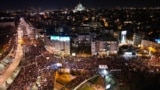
[101,69,109,76]
[106,84,111,89]
[148,46,156,56]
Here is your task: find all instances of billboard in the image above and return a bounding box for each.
[50,36,70,41]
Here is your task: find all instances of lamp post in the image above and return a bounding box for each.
[148,46,156,56]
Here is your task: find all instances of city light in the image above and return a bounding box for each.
[106,84,111,89]
[50,36,70,41]
[155,39,160,44]
[1,1,160,90]
[121,30,127,44]
[101,69,109,76]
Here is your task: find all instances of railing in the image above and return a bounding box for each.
[73,75,98,90]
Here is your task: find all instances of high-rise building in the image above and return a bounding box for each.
[50,36,70,56]
[91,39,118,56]
[71,35,91,56]
[120,30,127,45]
[133,33,143,46]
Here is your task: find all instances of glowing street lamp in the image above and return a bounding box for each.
[148,46,156,55]
[101,69,109,76]
[106,84,111,89]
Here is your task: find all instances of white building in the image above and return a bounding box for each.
[73,3,85,13]
[50,36,70,56]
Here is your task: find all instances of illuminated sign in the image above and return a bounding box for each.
[124,52,132,55]
[99,65,108,69]
[50,36,70,41]
[121,30,127,35]
[155,39,160,44]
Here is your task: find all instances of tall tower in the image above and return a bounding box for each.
[121,30,127,44]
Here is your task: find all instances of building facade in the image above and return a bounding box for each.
[91,40,118,56]
[50,36,70,56]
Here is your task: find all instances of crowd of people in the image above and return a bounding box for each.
[4,31,160,90]
[5,44,160,90]
[0,35,18,75]
[7,44,52,90]
[0,35,16,61]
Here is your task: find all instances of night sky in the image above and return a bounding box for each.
[0,0,160,10]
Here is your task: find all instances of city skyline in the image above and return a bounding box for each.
[0,1,160,89]
[0,0,160,10]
